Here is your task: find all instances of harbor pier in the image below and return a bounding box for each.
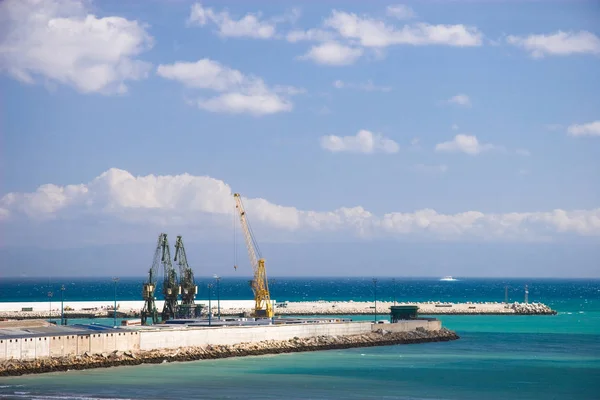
[0,317,458,376]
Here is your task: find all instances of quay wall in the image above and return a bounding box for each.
[0,332,141,361]
[139,322,373,350]
[1,320,443,361]
[372,319,441,332]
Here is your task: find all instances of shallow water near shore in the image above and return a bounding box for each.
[1,329,598,399]
[1,278,599,399]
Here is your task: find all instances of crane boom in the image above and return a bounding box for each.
[141,233,163,325]
[233,193,273,318]
[174,235,197,307]
[161,234,179,322]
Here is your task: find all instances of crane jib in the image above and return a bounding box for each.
[233,193,273,319]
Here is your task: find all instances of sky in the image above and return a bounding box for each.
[0,0,599,278]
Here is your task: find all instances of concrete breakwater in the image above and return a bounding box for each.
[0,300,556,320]
[0,310,130,320]
[0,328,459,376]
[270,301,557,316]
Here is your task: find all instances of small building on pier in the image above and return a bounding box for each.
[390,305,419,322]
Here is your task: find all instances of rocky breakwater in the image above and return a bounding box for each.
[510,302,557,315]
[0,328,459,376]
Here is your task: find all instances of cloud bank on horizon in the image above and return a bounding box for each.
[1,168,598,246]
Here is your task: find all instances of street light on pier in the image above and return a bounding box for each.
[113,277,119,327]
[48,290,53,323]
[392,278,397,306]
[60,285,65,326]
[213,274,221,320]
[373,278,378,322]
[207,283,213,326]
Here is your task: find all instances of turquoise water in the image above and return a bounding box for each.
[1,279,599,399]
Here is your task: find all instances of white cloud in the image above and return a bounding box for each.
[0,0,153,94]
[156,58,294,115]
[451,124,459,131]
[320,130,399,154]
[332,79,392,92]
[287,29,335,43]
[386,5,416,20]
[193,5,483,66]
[286,7,482,65]
[298,42,364,66]
[567,121,600,137]
[188,2,276,39]
[435,134,496,155]
[447,94,471,107]
[413,164,448,174]
[323,10,483,48]
[507,31,600,58]
[196,93,292,115]
[2,169,599,243]
[516,148,531,156]
[157,59,246,91]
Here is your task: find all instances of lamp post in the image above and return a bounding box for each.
[112,277,119,327]
[392,278,397,306]
[60,285,65,326]
[373,278,378,322]
[270,278,275,324]
[48,290,53,323]
[213,274,221,320]
[207,283,213,326]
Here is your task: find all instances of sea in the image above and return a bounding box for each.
[0,277,599,400]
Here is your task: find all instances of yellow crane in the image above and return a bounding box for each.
[233,193,273,318]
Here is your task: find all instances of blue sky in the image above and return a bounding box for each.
[1,0,599,277]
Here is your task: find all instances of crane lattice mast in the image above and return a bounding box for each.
[161,234,179,322]
[233,193,273,318]
[141,234,163,325]
[174,235,198,309]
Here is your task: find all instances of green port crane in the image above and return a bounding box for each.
[174,235,198,318]
[233,193,273,318]
[141,233,164,325]
[161,234,179,322]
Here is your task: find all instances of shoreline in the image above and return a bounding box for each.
[0,327,459,377]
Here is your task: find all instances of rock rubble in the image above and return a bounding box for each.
[0,328,459,376]
[509,302,556,315]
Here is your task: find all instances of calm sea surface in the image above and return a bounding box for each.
[1,278,599,399]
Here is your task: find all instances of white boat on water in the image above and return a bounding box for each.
[440,276,457,281]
